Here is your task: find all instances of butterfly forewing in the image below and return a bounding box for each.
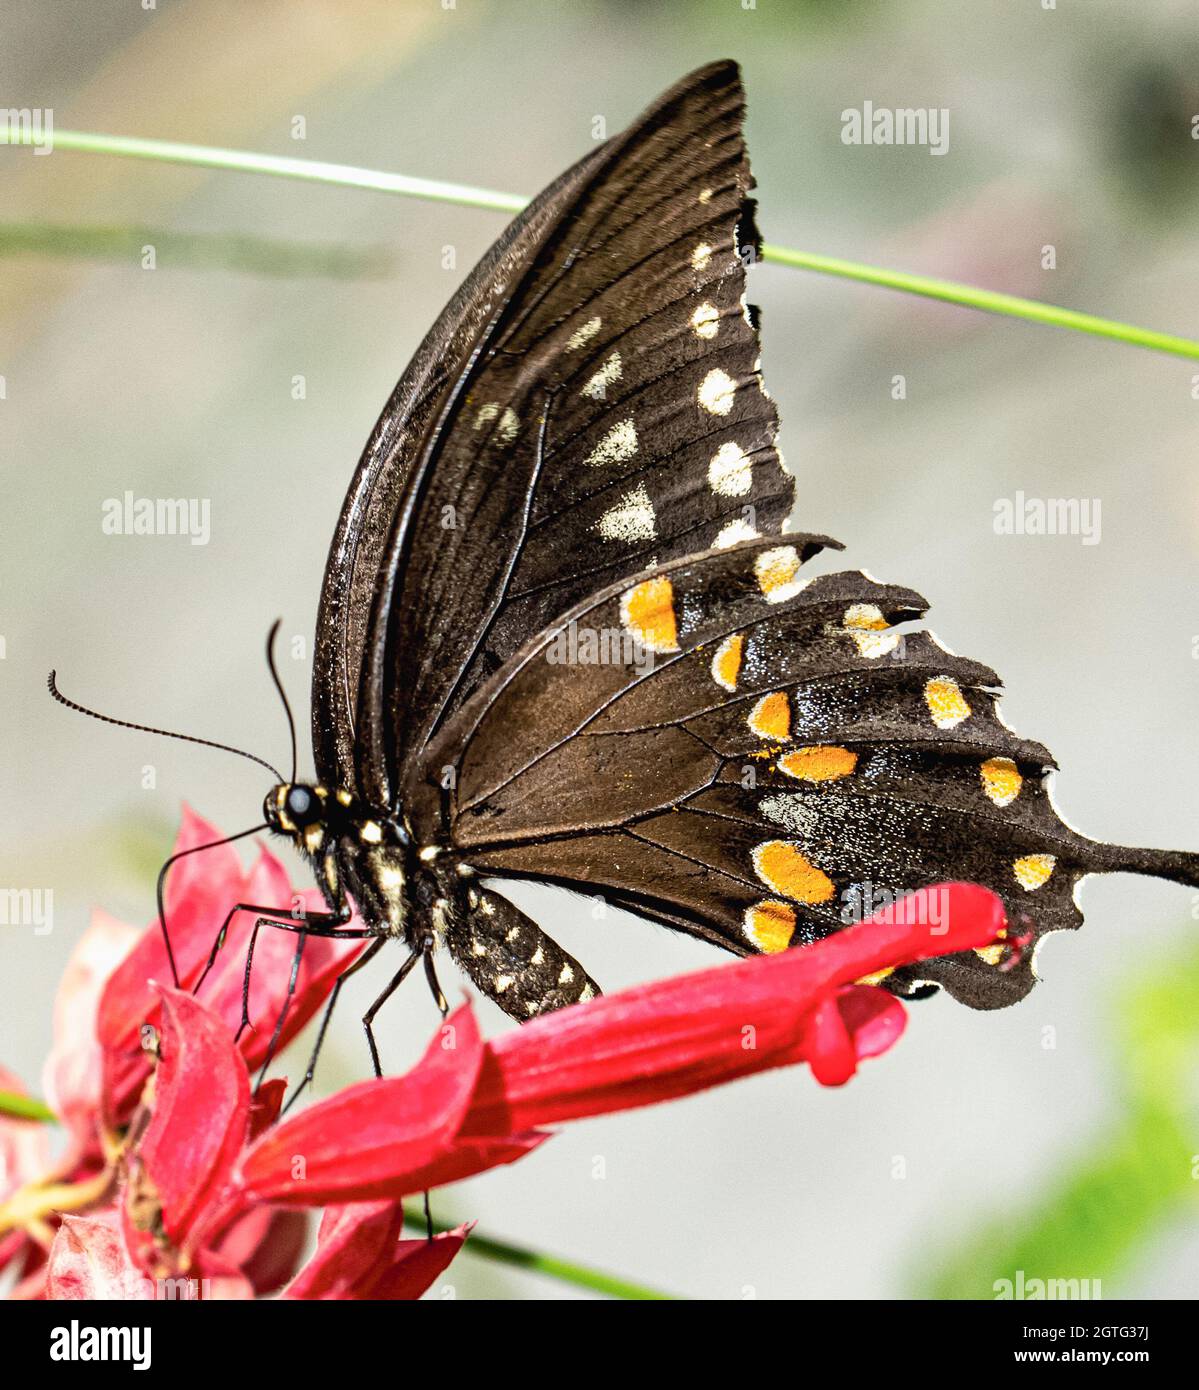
[311,62,790,820]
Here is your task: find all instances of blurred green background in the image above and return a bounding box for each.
[2,0,1197,1298]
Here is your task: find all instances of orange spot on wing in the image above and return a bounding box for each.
[752,841,836,904]
[711,633,744,691]
[778,746,858,781]
[743,900,797,953]
[620,577,679,653]
[748,691,790,740]
[980,756,1022,806]
[924,676,971,729]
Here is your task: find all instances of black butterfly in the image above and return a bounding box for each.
[54,62,1199,1080]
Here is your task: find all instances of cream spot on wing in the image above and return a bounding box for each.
[473,402,499,429]
[924,676,972,729]
[755,546,806,603]
[691,302,720,340]
[713,518,760,549]
[558,963,575,985]
[597,483,656,542]
[748,691,790,741]
[470,939,487,958]
[578,983,597,1002]
[494,975,515,993]
[377,863,403,890]
[620,576,679,653]
[698,187,713,205]
[742,900,796,953]
[698,368,736,415]
[692,242,713,271]
[843,602,901,659]
[1013,853,1055,891]
[582,351,622,400]
[708,440,751,496]
[711,633,744,691]
[584,418,638,467]
[359,821,383,845]
[497,406,519,443]
[981,757,1023,807]
[565,315,602,352]
[530,946,544,967]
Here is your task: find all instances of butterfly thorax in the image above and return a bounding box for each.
[263,780,464,945]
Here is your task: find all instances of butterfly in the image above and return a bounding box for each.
[53,61,1199,1073]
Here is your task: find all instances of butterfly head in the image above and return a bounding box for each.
[264,781,330,854]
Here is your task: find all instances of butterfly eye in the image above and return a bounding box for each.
[286,786,318,823]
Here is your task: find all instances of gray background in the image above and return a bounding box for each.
[2,0,1197,1297]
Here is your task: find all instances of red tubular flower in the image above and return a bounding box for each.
[223,883,1006,1214]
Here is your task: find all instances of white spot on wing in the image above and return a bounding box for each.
[597,483,657,542]
[565,316,602,352]
[584,418,638,467]
[713,518,760,549]
[708,441,751,496]
[582,351,622,400]
[691,303,720,340]
[698,368,736,415]
[692,243,713,271]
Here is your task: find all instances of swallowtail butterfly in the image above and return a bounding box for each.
[61,62,1199,1059]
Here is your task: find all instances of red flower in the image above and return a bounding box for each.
[98,806,363,1126]
[2,805,1010,1300]
[219,883,1006,1214]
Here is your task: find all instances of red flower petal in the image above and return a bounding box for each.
[47,1212,150,1300]
[137,988,250,1243]
[461,883,1004,1133]
[281,1201,469,1300]
[231,1004,485,1209]
[42,909,139,1158]
[834,984,907,1060]
[210,1205,309,1295]
[97,810,362,1124]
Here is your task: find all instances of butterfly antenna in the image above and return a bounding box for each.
[264,619,297,784]
[47,672,284,783]
[155,823,268,988]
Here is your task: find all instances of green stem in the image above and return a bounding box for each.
[407,1213,676,1300]
[0,1091,57,1123]
[762,244,1199,360]
[3,127,1196,361]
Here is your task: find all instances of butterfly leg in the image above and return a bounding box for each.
[446,886,601,1023]
[281,936,387,1114]
[361,946,424,1077]
[194,900,354,995]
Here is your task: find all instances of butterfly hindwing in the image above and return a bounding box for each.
[434,537,1198,1010]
